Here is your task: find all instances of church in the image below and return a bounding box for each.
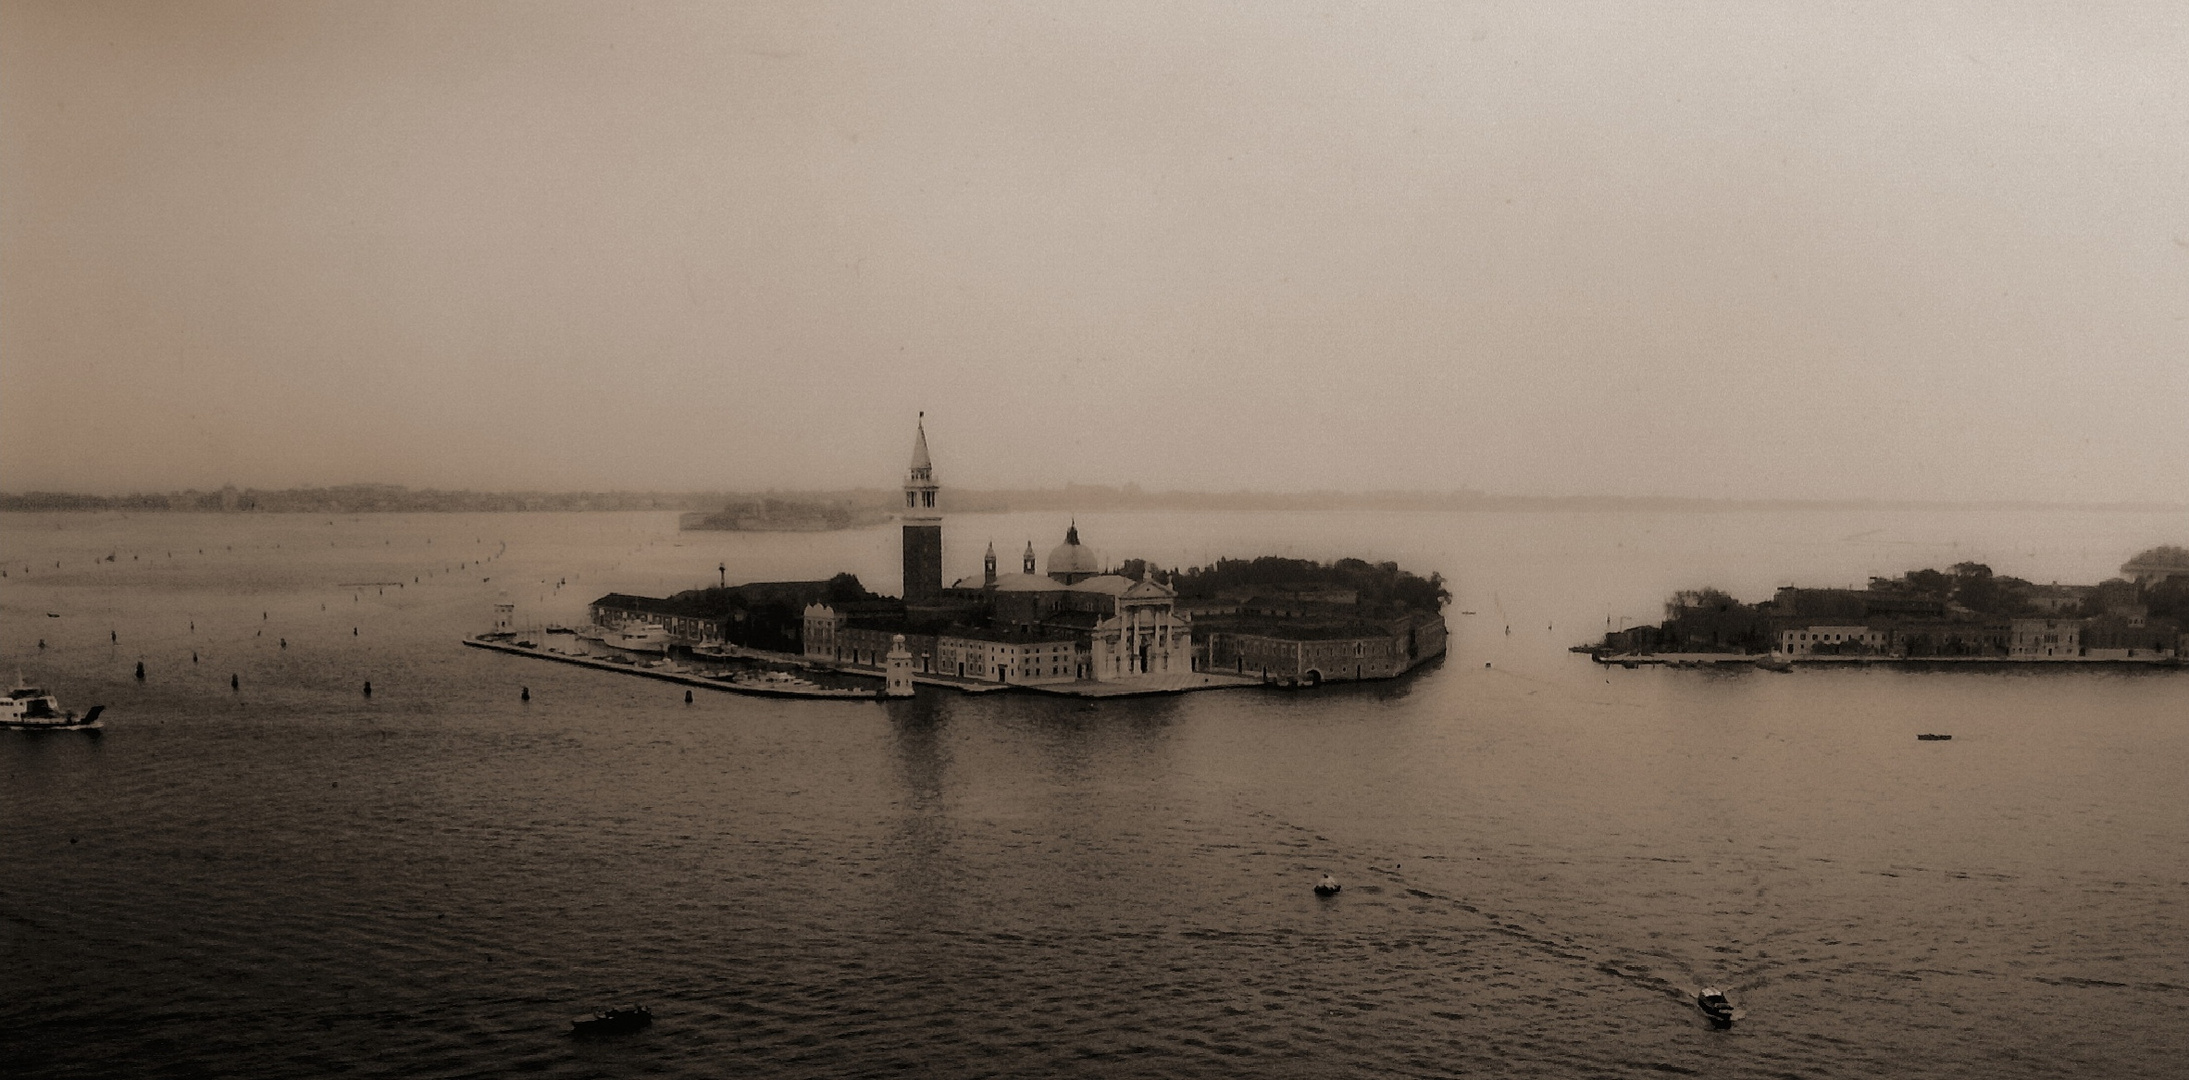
[803,417,1193,685]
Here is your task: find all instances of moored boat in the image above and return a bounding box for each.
[603,624,671,655]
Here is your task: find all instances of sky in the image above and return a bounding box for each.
[4,1,2186,502]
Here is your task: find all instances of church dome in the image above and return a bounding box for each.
[1046,523,1100,579]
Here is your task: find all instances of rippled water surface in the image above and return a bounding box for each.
[5,509,2186,1078]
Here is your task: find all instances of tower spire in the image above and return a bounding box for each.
[901,414,943,603]
[908,412,933,476]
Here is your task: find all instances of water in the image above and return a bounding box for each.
[5,508,2185,1078]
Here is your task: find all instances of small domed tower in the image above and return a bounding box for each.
[983,541,998,587]
[1022,541,1037,575]
[885,634,915,697]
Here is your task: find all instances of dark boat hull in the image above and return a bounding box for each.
[571,1006,653,1036]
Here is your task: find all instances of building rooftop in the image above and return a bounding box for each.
[993,572,1068,593]
[945,625,1081,644]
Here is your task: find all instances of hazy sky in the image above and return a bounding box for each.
[5,2,2185,501]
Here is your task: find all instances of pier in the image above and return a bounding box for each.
[463,636,1268,698]
[461,636,889,699]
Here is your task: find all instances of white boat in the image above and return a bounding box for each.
[1696,986,1743,1028]
[3,681,104,730]
[602,623,670,655]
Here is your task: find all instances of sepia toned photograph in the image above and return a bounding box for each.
[4,3,2185,1076]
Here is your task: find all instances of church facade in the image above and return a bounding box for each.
[803,418,1193,685]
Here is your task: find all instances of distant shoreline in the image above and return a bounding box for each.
[5,487,2184,516]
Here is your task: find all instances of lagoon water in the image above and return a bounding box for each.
[4,508,2186,1078]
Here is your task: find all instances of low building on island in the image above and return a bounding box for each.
[1601,553,2188,663]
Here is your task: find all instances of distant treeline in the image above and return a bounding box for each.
[681,497,892,532]
[1615,558,2189,655]
[3,486,822,514]
[5,484,2185,515]
[1170,556,1451,616]
[915,486,2189,514]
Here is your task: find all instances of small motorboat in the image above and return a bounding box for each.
[1313,875,1341,897]
[1696,987,1739,1029]
[3,681,104,730]
[570,1005,652,1037]
[1917,733,1952,741]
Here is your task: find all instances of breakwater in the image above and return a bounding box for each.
[461,636,886,699]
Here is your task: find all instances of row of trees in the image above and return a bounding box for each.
[1630,556,2188,654]
[1868,562,2040,616]
[1874,561,2188,620]
[1170,556,1451,615]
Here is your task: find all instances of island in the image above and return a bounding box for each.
[482,418,1450,698]
[1590,547,2189,665]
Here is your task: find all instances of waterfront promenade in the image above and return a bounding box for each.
[465,635,1265,698]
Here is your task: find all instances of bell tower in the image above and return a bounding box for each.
[901,414,943,604]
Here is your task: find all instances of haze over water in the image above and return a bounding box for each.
[5,507,2185,1078]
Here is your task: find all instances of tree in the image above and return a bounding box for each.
[824,573,875,604]
[2146,575,2189,621]
[1949,562,2007,613]
[1666,588,1739,619]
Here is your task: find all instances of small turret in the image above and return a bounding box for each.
[984,541,998,587]
[885,634,916,697]
[1022,541,1037,575]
